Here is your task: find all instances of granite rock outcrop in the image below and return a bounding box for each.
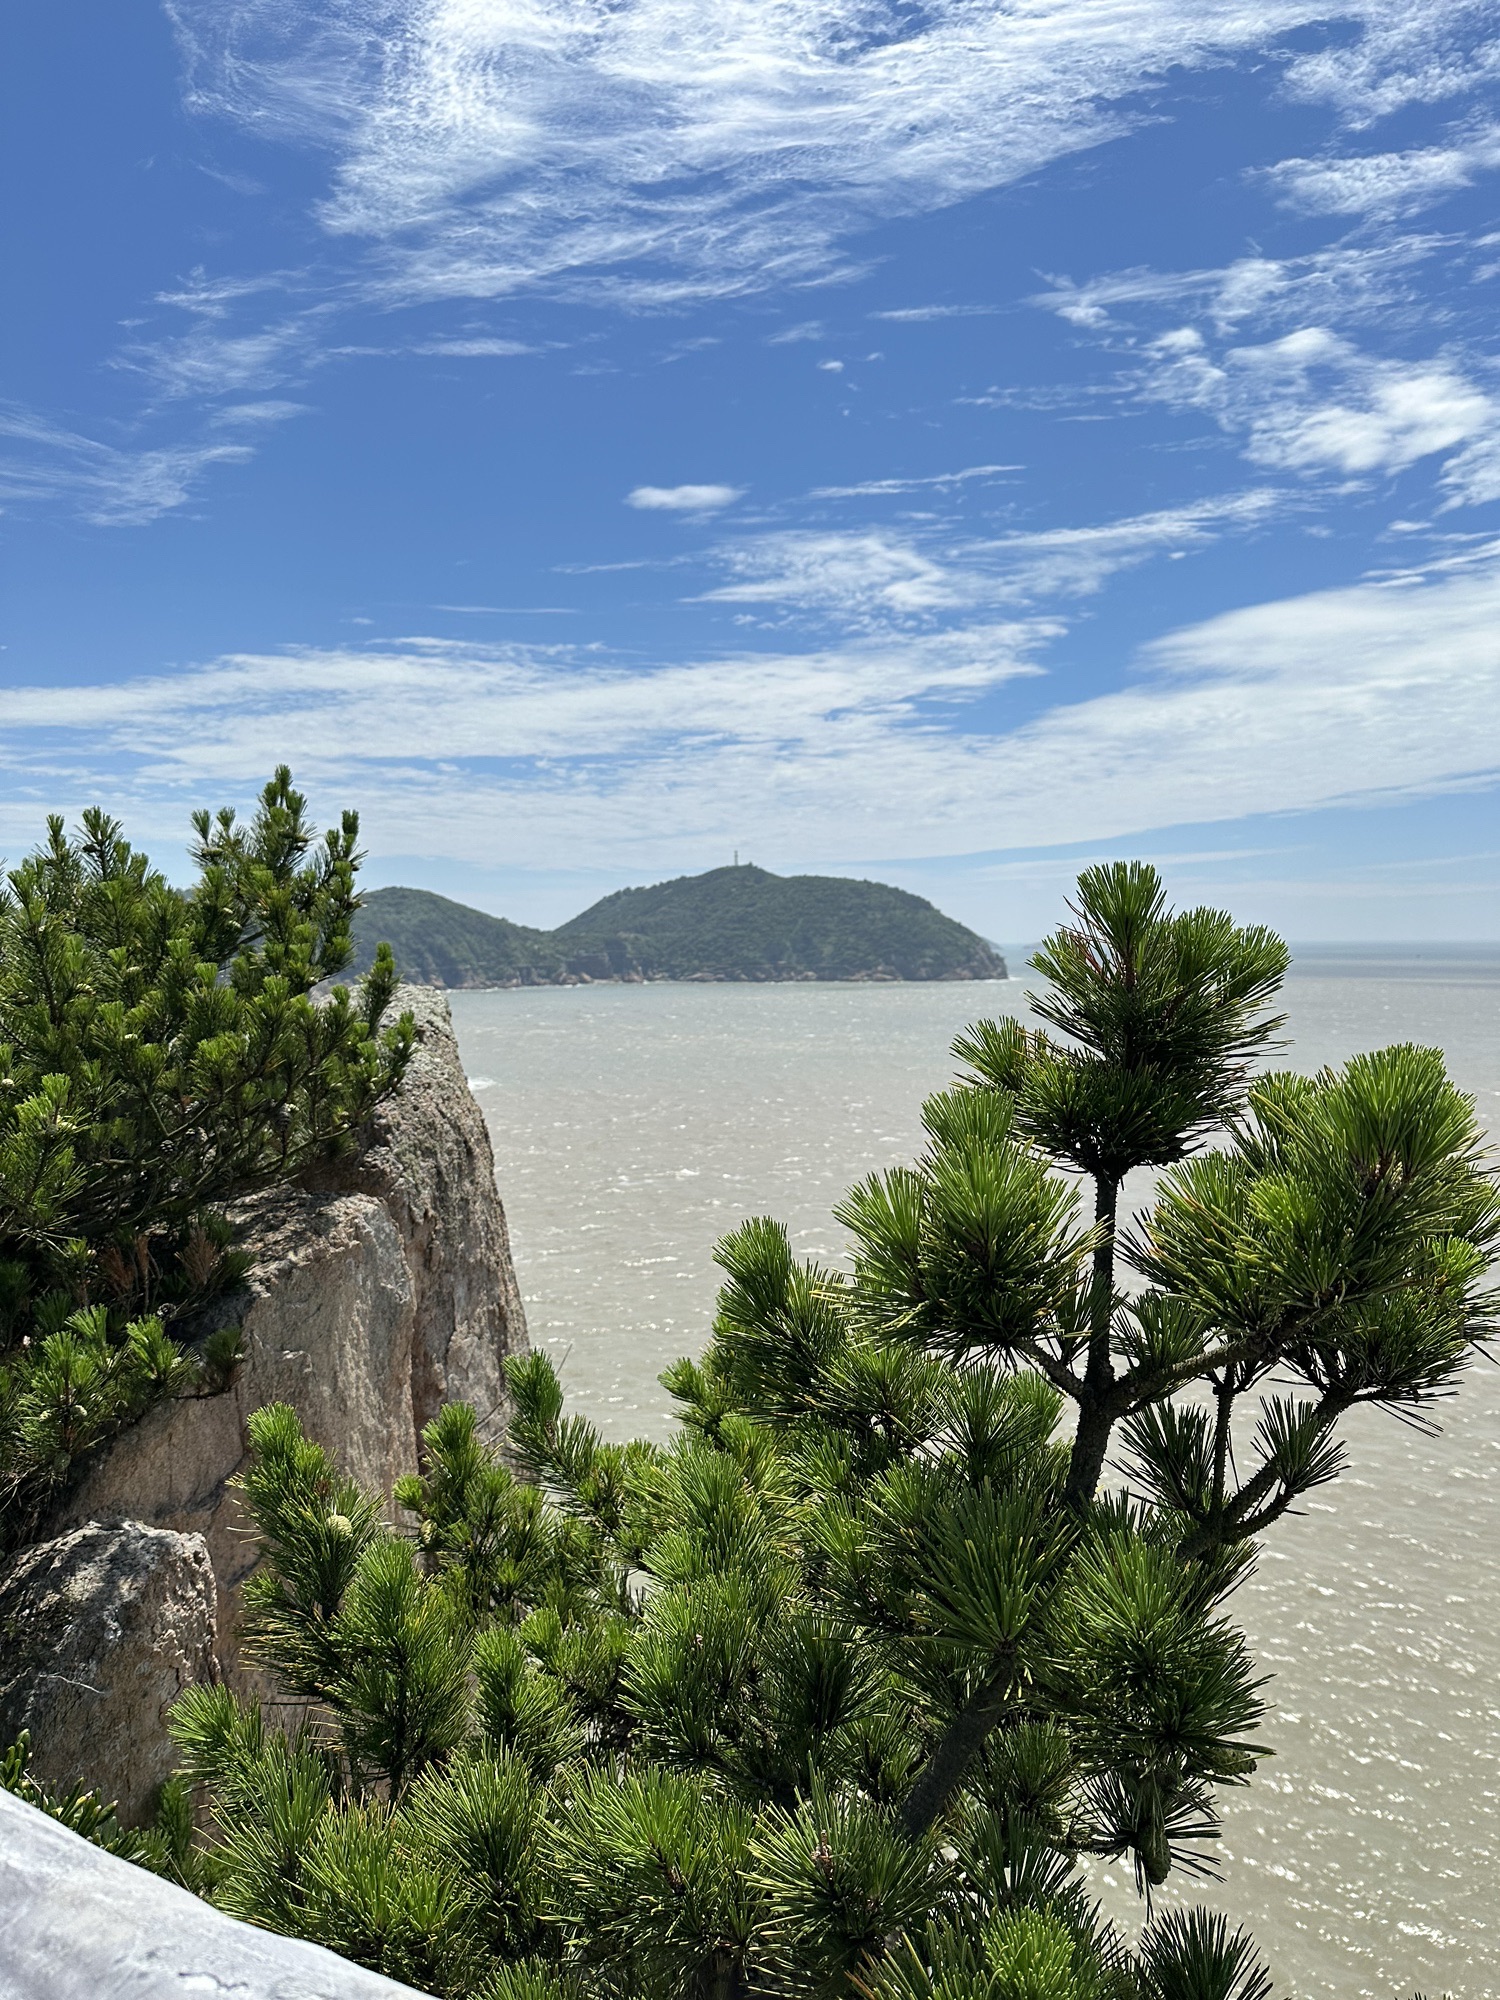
[43,986,527,1702]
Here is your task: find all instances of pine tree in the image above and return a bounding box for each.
[0,769,413,1541]
[108,864,1496,2000]
[843,861,1497,1830]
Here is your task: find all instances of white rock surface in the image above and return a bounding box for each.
[0,1785,428,1999]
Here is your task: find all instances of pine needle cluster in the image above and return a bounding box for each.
[120,865,1495,2000]
[0,769,413,1542]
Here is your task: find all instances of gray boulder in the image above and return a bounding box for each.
[0,1523,216,1825]
[0,1783,428,1999]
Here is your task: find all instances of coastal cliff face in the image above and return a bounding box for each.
[2,988,528,1803]
[339,985,529,1436]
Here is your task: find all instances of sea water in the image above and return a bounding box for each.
[450,948,1500,2000]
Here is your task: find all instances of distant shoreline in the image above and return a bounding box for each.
[403,967,1015,992]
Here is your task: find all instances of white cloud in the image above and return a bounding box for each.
[1438,434,1500,507]
[119,274,322,402]
[415,337,536,356]
[5,551,1497,869]
[0,630,1046,844]
[1282,4,1500,127]
[703,530,968,618]
[870,304,997,322]
[25,0,1480,534]
[164,0,1497,312]
[0,405,258,527]
[1143,325,1500,491]
[810,464,1021,499]
[209,399,310,426]
[971,492,1283,599]
[702,493,1283,620]
[627,483,742,512]
[1031,233,1500,512]
[1032,237,1446,337]
[1264,127,1500,220]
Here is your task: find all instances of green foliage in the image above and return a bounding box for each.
[943,864,1496,1515]
[0,770,413,1540]
[348,888,569,989]
[552,866,1006,982]
[155,1378,1277,1998]
[85,863,1492,2000]
[350,868,1006,987]
[1018,865,1290,1180]
[0,1730,207,1888]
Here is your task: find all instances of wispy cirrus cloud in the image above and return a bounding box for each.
[869,304,999,323]
[164,0,1500,315]
[703,531,966,619]
[5,547,1496,869]
[116,273,324,402]
[809,464,1021,500]
[16,0,1490,532]
[414,336,537,357]
[1032,236,1451,338]
[966,492,1286,598]
[0,404,275,527]
[8,0,1494,558]
[0,628,1049,854]
[1263,126,1500,221]
[700,492,1284,621]
[210,399,311,427]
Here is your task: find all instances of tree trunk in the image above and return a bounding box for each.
[896,1680,1012,1844]
[1064,1175,1119,1506]
[704,1955,751,2000]
[1065,1399,1116,1508]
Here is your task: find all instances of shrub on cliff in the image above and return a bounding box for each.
[0,768,412,1543]
[133,865,1496,1999]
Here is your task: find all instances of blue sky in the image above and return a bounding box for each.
[3,0,1498,940]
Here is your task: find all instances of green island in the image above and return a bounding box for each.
[348,866,1006,987]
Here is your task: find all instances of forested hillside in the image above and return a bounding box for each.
[346,888,566,987]
[350,867,1005,985]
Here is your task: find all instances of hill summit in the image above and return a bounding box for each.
[351,866,1005,987]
